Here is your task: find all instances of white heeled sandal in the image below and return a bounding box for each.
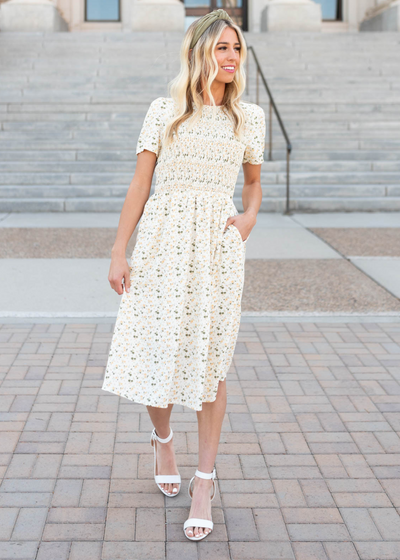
[150,427,181,497]
[183,467,216,541]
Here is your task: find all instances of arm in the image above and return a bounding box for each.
[108,150,157,295]
[224,162,262,240]
[225,104,265,240]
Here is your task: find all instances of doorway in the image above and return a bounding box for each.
[183,1,248,31]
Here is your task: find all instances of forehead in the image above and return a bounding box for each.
[217,26,240,44]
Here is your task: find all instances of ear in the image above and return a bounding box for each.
[188,48,193,61]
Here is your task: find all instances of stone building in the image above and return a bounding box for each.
[0,0,398,33]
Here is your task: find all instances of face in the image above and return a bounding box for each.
[213,26,241,84]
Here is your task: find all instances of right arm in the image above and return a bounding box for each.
[108,150,157,295]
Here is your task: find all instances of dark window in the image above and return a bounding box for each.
[313,0,342,20]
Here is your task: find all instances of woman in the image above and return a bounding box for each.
[102,9,265,541]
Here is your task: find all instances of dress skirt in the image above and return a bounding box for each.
[101,187,248,411]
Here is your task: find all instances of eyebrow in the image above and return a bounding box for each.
[217,42,241,46]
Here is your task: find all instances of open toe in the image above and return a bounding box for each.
[150,428,181,497]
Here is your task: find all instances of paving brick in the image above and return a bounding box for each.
[339,508,382,540]
[292,542,329,560]
[0,507,19,540]
[69,541,102,560]
[104,507,135,541]
[273,480,307,507]
[61,453,112,468]
[197,541,230,560]
[0,541,39,559]
[354,541,400,560]
[287,523,351,541]
[47,507,106,524]
[48,413,74,433]
[102,541,166,559]
[80,479,110,507]
[24,412,51,432]
[109,492,164,508]
[58,465,111,479]
[323,541,360,560]
[52,479,83,507]
[240,454,269,479]
[42,522,104,541]
[37,541,70,560]
[229,541,295,559]
[224,508,258,541]
[368,507,400,539]
[111,454,138,479]
[136,508,165,541]
[219,479,273,493]
[379,479,400,507]
[33,454,62,478]
[0,491,52,507]
[282,508,342,524]
[4,454,36,478]
[254,508,289,541]
[90,432,116,454]
[12,507,48,540]
[301,480,336,507]
[333,492,393,508]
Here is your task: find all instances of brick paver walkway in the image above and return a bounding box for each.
[1,320,400,560]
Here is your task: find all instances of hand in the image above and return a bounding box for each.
[224,211,257,242]
[108,255,131,295]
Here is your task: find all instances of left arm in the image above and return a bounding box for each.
[224,161,262,240]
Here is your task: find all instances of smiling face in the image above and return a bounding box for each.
[213,26,241,85]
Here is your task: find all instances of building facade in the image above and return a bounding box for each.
[0,0,398,32]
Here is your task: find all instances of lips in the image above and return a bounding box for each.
[222,66,235,73]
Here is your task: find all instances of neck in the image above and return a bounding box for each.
[202,82,225,106]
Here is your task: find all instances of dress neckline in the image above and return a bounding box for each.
[194,103,224,110]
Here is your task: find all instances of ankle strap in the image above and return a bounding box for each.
[195,467,216,480]
[151,427,173,444]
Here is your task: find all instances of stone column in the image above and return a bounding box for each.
[0,0,68,31]
[260,0,322,31]
[130,0,185,31]
[360,0,400,30]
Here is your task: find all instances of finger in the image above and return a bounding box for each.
[111,278,123,295]
[125,272,131,293]
[224,217,234,231]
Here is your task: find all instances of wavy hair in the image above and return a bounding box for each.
[161,17,247,147]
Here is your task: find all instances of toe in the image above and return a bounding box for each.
[186,527,193,537]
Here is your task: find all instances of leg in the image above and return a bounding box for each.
[147,403,180,495]
[185,378,227,538]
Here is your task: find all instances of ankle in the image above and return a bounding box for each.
[194,476,213,488]
[154,427,172,440]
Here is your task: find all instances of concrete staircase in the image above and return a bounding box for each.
[0,31,399,212]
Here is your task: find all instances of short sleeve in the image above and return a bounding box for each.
[242,104,266,165]
[136,97,165,158]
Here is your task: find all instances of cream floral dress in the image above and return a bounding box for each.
[102,97,266,411]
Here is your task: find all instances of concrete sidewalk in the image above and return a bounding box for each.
[0,212,399,317]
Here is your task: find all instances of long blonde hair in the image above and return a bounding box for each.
[162,18,248,147]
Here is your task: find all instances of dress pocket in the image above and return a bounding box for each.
[228,223,248,245]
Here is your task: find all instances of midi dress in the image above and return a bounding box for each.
[102,96,266,411]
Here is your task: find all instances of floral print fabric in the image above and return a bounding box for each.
[102,97,266,411]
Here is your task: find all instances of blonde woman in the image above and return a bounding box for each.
[102,9,266,541]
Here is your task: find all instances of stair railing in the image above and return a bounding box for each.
[246,45,292,215]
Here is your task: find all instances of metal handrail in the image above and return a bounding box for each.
[246,45,292,215]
